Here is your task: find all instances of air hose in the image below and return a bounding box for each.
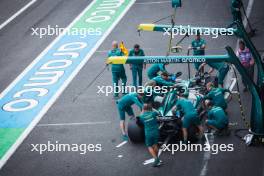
[166,7,176,57]
[72,65,108,102]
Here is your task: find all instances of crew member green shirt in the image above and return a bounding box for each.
[176,98,197,116]
[208,106,228,125]
[204,88,229,109]
[147,64,166,79]
[152,76,175,87]
[192,39,206,55]
[108,48,125,72]
[129,49,145,69]
[117,93,143,110]
[139,111,159,135]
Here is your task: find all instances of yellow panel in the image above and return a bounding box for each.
[106,56,128,64]
[138,24,155,31]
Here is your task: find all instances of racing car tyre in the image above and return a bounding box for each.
[127,117,145,143]
[188,125,199,142]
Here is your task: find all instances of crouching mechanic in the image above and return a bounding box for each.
[204,82,230,111]
[173,93,203,143]
[152,72,176,87]
[205,100,229,134]
[139,103,162,167]
[147,63,169,79]
[116,92,144,141]
[199,62,230,87]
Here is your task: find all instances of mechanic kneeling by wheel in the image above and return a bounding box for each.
[139,103,162,167]
[147,63,169,79]
[199,61,230,88]
[204,82,230,111]
[173,93,204,144]
[205,100,229,135]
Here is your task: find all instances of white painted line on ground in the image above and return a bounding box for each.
[158,148,162,156]
[135,1,170,5]
[204,133,210,147]
[118,155,123,158]
[243,0,254,27]
[0,0,136,169]
[200,153,210,176]
[229,78,237,91]
[225,78,237,99]
[37,121,111,127]
[229,122,238,126]
[143,158,155,165]
[200,133,214,176]
[0,0,37,30]
[116,141,128,148]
